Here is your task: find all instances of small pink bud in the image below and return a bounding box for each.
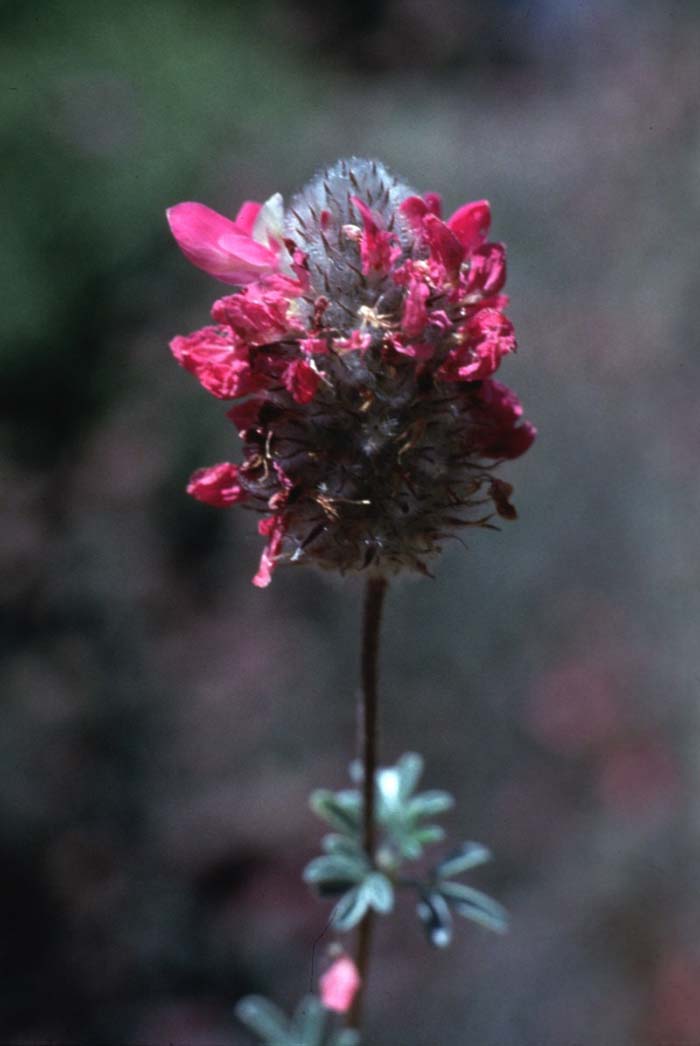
[319,956,361,1014]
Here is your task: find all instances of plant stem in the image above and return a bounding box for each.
[348,574,388,1031]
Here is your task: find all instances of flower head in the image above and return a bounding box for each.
[167,159,535,586]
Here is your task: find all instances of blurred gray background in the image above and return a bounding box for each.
[2,1,700,1042]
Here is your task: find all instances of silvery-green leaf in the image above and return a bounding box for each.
[397,835,423,860]
[290,994,325,1046]
[377,767,402,810]
[348,759,363,784]
[334,788,362,812]
[331,885,370,931]
[406,790,454,820]
[321,834,363,858]
[451,900,508,934]
[360,872,394,914]
[440,881,508,933]
[396,752,424,800]
[303,855,366,886]
[413,825,446,846]
[416,891,453,949]
[310,790,360,834]
[436,842,491,879]
[235,995,291,1042]
[330,1030,362,1046]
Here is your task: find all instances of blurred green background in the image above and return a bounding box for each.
[3,1,700,1042]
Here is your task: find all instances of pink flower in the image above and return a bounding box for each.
[332,330,372,353]
[401,277,431,338]
[447,199,491,250]
[464,242,507,296]
[299,335,329,355]
[283,359,320,404]
[386,333,435,361]
[253,513,287,588]
[438,308,517,382]
[319,956,361,1014]
[226,397,265,435]
[169,326,261,399]
[349,196,398,276]
[187,463,246,506]
[167,159,535,585]
[473,380,537,460]
[400,193,442,225]
[167,195,284,286]
[212,275,303,347]
[401,195,490,250]
[421,213,465,279]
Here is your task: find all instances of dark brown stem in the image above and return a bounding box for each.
[347,574,388,1031]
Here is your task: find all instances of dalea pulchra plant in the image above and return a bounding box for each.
[167,158,534,1038]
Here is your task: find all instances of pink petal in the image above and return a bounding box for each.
[465,242,507,296]
[422,214,465,278]
[187,463,246,506]
[217,231,279,268]
[226,397,265,434]
[350,196,396,275]
[333,330,372,353]
[447,200,491,250]
[399,195,429,230]
[423,192,442,216]
[401,277,430,338]
[253,514,286,588]
[283,359,320,404]
[167,202,278,285]
[388,334,434,361]
[300,336,329,355]
[234,200,262,236]
[475,380,537,459]
[212,281,301,347]
[169,325,263,399]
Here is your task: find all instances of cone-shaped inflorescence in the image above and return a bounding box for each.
[167,158,535,586]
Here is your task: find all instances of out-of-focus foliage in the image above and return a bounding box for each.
[305,753,506,941]
[236,993,360,1046]
[3,1,700,1044]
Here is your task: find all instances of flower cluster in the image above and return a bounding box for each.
[168,159,535,586]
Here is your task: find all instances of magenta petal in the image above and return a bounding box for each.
[234,200,262,236]
[447,200,491,250]
[399,195,429,229]
[350,195,396,274]
[169,325,262,399]
[186,462,246,506]
[253,514,286,587]
[422,214,465,277]
[226,397,265,434]
[423,192,442,217]
[476,380,537,459]
[217,231,277,268]
[283,359,320,404]
[167,202,239,267]
[167,201,277,285]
